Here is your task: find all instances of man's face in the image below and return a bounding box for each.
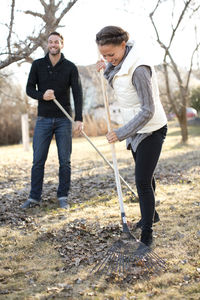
[48,35,63,56]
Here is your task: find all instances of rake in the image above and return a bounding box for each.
[92,65,166,276]
[53,98,136,198]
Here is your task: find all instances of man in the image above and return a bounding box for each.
[21,32,83,209]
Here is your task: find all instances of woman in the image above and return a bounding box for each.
[96,26,167,246]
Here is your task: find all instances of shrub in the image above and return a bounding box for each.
[189,86,200,113]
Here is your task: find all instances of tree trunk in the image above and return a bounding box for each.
[179,88,188,143]
[21,114,30,151]
[177,110,188,143]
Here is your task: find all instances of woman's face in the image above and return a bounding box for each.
[98,41,126,66]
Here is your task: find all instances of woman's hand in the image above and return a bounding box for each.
[106,130,119,143]
[96,59,106,72]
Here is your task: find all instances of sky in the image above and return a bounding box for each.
[1,0,199,86]
[59,0,163,66]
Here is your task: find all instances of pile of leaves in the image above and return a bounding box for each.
[38,218,162,284]
[40,219,121,271]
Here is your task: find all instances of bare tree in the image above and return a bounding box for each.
[0,0,78,69]
[150,0,200,143]
[0,0,79,145]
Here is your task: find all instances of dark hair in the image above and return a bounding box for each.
[96,26,129,46]
[48,31,64,42]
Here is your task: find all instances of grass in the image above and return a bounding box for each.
[0,121,200,299]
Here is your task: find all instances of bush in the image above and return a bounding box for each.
[0,107,22,145]
[189,86,200,113]
[73,114,119,137]
[0,75,31,145]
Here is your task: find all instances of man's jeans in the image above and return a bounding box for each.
[29,116,72,201]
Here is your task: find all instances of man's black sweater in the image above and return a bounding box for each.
[26,53,83,121]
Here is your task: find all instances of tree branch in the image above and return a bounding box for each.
[24,10,43,18]
[168,0,192,49]
[186,41,200,90]
[1,0,80,69]
[57,0,78,22]
[7,0,15,54]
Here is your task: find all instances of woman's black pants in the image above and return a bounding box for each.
[131,125,167,232]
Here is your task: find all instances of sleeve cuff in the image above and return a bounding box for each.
[114,128,124,141]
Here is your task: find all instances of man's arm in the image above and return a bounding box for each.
[26,61,44,101]
[70,65,83,122]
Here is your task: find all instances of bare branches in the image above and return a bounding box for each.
[168,0,192,49]
[7,0,15,54]
[149,0,200,142]
[150,0,193,50]
[24,0,78,36]
[1,42,39,69]
[186,41,200,90]
[24,11,43,18]
[0,0,79,70]
[149,0,162,19]
[58,0,78,22]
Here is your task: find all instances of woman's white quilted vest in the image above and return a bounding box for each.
[112,42,167,133]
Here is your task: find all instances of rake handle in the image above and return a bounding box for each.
[53,98,136,197]
[99,67,130,233]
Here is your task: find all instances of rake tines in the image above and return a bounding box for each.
[92,236,166,276]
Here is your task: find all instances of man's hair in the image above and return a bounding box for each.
[48,32,64,42]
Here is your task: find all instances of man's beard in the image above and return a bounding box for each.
[50,48,61,56]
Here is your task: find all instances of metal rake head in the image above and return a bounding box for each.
[92,237,166,276]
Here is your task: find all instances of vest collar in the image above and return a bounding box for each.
[115,40,140,77]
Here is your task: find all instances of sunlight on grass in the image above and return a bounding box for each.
[0,122,199,299]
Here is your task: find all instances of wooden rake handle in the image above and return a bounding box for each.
[53,98,136,196]
[98,67,126,215]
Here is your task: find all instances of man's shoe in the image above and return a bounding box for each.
[58,197,69,209]
[136,212,160,229]
[154,212,160,223]
[20,199,41,209]
[141,229,153,247]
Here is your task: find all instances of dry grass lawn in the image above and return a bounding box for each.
[0,121,200,299]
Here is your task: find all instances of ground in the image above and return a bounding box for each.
[0,122,200,299]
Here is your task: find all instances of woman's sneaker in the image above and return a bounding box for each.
[136,212,160,229]
[141,229,153,246]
